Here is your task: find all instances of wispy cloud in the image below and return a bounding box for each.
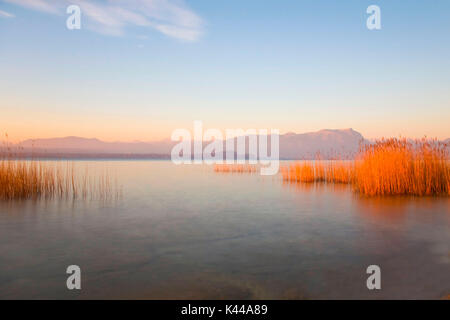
[4,0,59,14]
[0,9,16,18]
[4,0,204,41]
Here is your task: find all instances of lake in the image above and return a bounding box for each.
[0,160,449,299]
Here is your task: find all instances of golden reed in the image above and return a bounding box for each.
[353,138,449,196]
[281,161,354,184]
[0,160,120,201]
[214,164,258,173]
[280,138,449,196]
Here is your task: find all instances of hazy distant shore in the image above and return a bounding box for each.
[0,152,171,160]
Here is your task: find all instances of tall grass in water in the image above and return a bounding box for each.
[281,161,353,184]
[281,138,449,196]
[354,138,449,196]
[214,164,258,173]
[0,160,121,201]
[281,162,316,183]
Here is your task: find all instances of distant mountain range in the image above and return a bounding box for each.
[278,128,364,159]
[3,128,448,160]
[19,136,173,155]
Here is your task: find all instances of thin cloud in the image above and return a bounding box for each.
[4,0,59,14]
[0,9,16,18]
[4,0,204,41]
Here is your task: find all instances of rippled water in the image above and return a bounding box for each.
[0,161,449,299]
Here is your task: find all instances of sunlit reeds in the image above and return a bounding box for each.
[281,138,449,196]
[281,162,316,183]
[326,161,354,184]
[281,161,354,184]
[354,138,449,196]
[214,164,258,173]
[0,160,121,201]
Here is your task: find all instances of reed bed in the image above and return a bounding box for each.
[281,161,354,184]
[281,138,449,196]
[213,164,258,173]
[354,138,449,196]
[0,160,121,201]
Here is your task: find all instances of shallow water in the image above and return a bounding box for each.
[0,161,449,299]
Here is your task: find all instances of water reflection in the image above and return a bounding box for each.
[282,180,351,194]
[356,197,413,223]
[0,161,449,299]
[281,178,450,224]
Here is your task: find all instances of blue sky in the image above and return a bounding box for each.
[1,0,449,141]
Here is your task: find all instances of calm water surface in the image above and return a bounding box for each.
[0,161,449,299]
